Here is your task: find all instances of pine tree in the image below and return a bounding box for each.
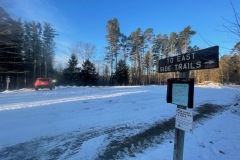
[62,53,80,86]
[105,18,120,78]
[114,60,129,85]
[178,26,196,53]
[42,22,57,78]
[81,59,99,86]
[119,33,130,63]
[129,28,144,85]
[169,32,178,56]
[145,51,152,84]
[31,21,42,79]
[152,34,162,64]
[161,34,170,57]
[67,54,78,72]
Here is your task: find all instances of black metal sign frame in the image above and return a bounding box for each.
[167,78,194,108]
[159,46,219,73]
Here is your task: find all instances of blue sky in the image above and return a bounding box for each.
[2,0,240,66]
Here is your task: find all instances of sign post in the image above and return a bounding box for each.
[173,71,188,160]
[158,46,219,160]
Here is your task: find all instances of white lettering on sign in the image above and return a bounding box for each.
[160,53,202,72]
[175,108,193,132]
[159,65,172,72]
[174,61,202,70]
[167,57,174,63]
[159,46,219,73]
[167,53,196,64]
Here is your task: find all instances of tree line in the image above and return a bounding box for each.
[1,6,240,89]
[104,18,240,85]
[0,7,56,88]
[58,53,99,86]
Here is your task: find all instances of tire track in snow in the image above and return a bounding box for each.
[0,91,147,111]
[0,124,146,160]
[97,103,227,159]
[0,103,228,160]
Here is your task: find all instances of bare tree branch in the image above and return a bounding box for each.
[223,0,240,39]
[230,0,240,30]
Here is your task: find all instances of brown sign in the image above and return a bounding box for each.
[158,46,219,73]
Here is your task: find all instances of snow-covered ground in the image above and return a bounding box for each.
[0,85,239,159]
[130,101,240,160]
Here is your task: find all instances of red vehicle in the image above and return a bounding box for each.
[34,78,54,91]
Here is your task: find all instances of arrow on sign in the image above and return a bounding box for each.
[204,60,215,65]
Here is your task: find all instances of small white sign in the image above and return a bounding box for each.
[175,108,193,132]
[172,83,189,106]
